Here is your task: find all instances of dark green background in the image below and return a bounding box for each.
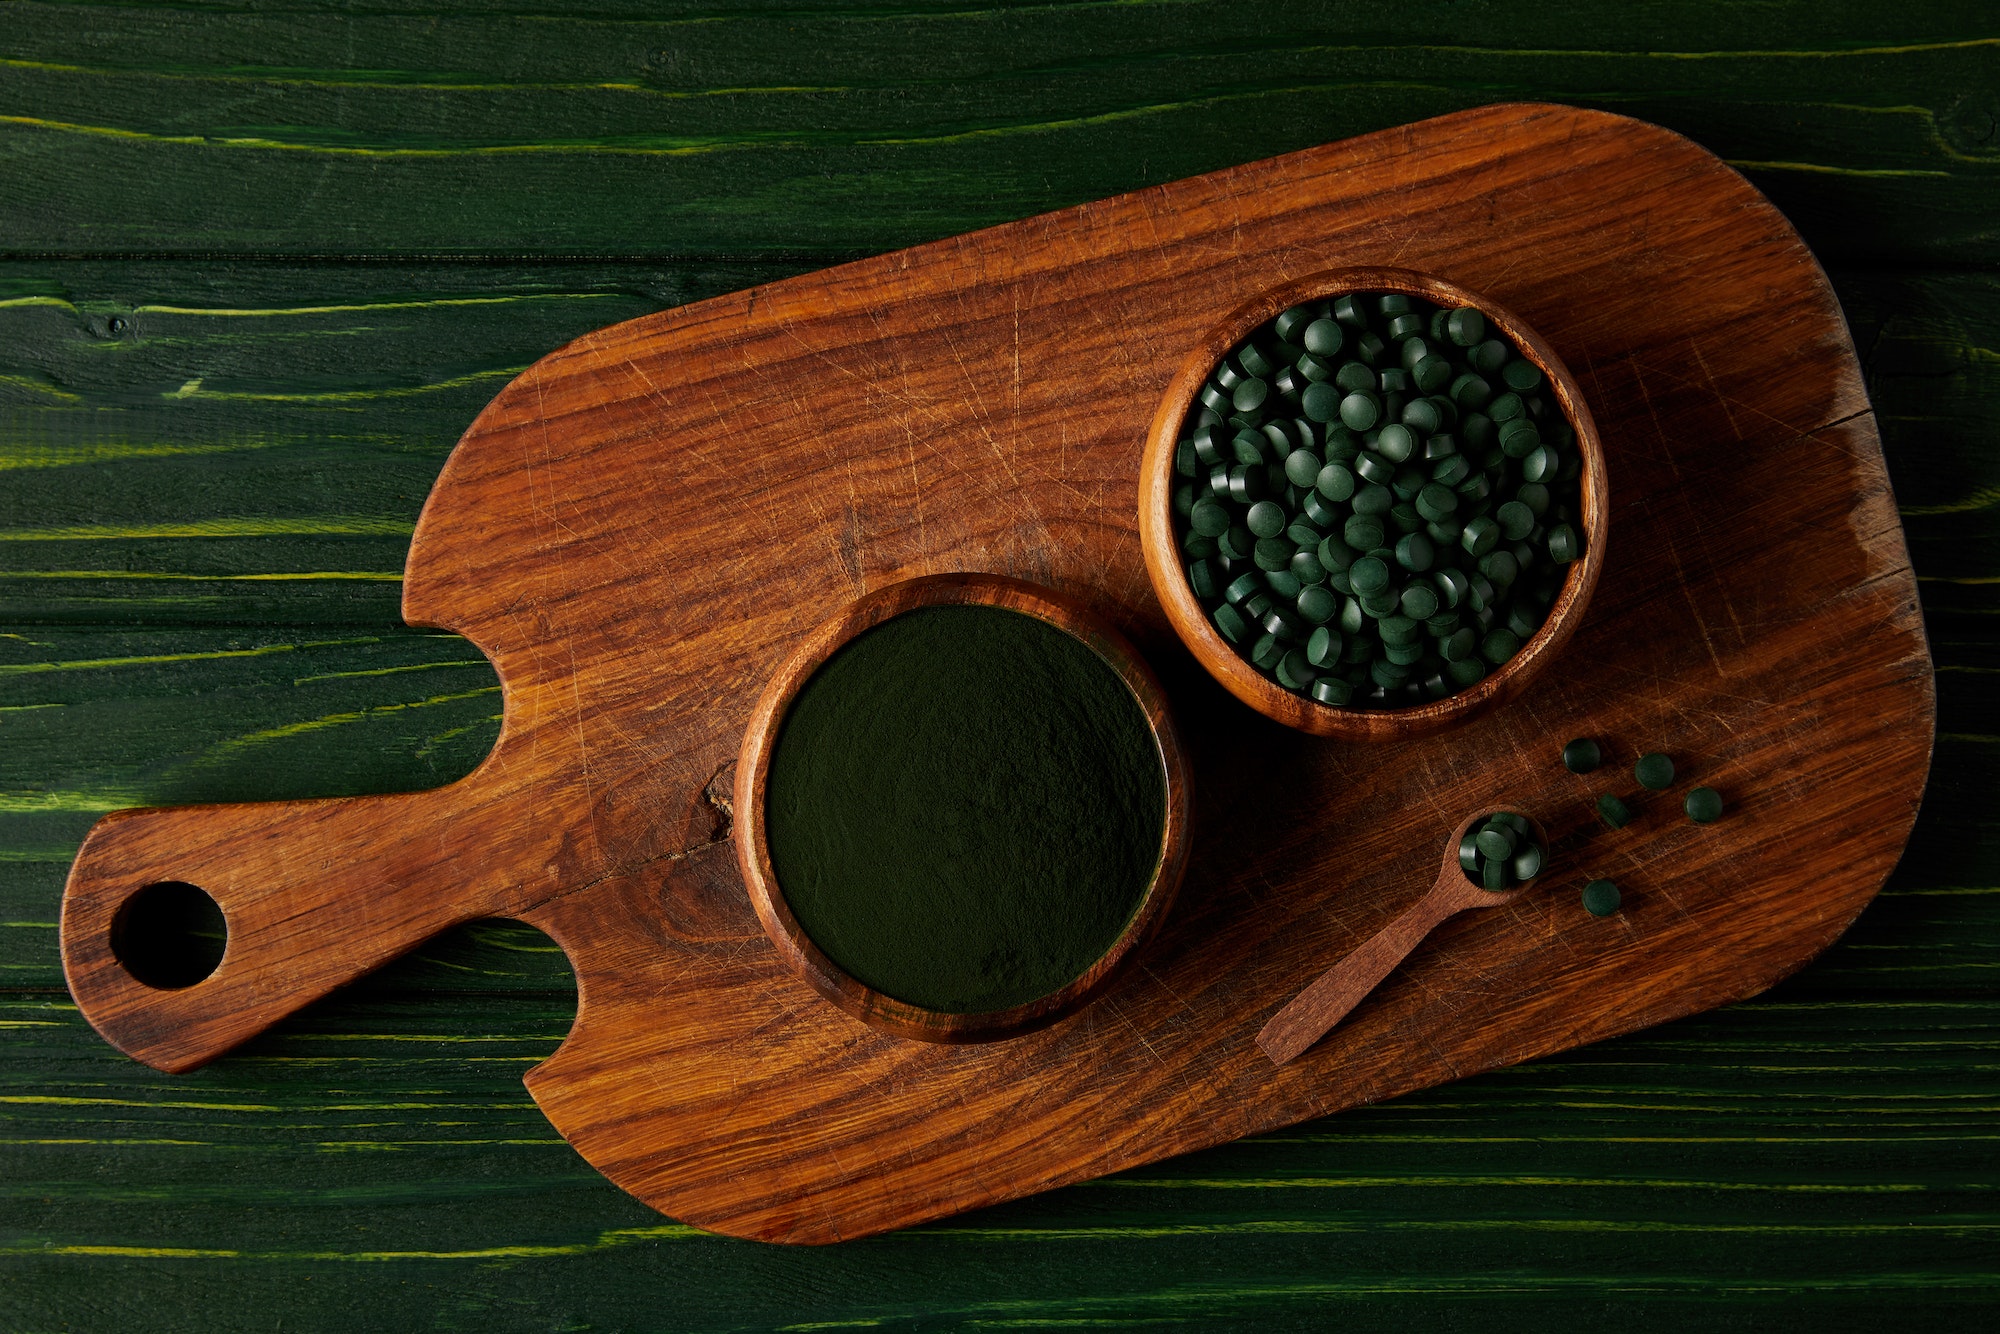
[3,3,1996,1328]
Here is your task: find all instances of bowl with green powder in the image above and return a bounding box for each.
[735,573,1192,1043]
[1139,267,1609,740]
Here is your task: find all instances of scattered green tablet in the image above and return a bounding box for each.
[1581,879,1622,916]
[1596,793,1632,829]
[1685,786,1725,823]
[1635,752,1675,791]
[1562,737,1601,773]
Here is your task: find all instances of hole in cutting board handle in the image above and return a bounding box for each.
[110,881,228,990]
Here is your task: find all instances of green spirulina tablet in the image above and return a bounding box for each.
[1685,786,1725,823]
[1299,492,1337,530]
[1548,524,1581,563]
[1562,737,1601,773]
[1475,826,1516,860]
[1345,515,1386,552]
[1284,448,1322,489]
[1450,373,1493,409]
[1301,381,1342,423]
[1246,500,1288,538]
[1496,500,1535,542]
[1469,339,1508,374]
[1349,555,1391,595]
[1447,307,1486,347]
[1479,550,1518,589]
[1339,391,1382,431]
[1376,423,1417,463]
[1511,843,1543,881]
[1403,397,1444,434]
[1172,289,1586,709]
[1597,794,1632,829]
[1334,360,1375,393]
[1415,483,1458,522]
[1213,603,1248,643]
[1297,584,1339,625]
[1446,657,1486,686]
[1312,677,1353,706]
[1581,879,1621,916]
[1227,465,1266,504]
[1189,499,1230,537]
[1303,318,1344,357]
[1232,378,1269,413]
[1344,482,1392,520]
[1394,532,1435,572]
[1635,752,1675,791]
[1306,625,1341,666]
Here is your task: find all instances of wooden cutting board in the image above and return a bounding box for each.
[59,102,1934,1244]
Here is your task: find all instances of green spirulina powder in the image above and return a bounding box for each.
[766,604,1167,1014]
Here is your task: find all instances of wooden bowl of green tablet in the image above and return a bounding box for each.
[1139,267,1609,740]
[734,572,1193,1043]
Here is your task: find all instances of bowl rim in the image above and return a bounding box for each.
[732,571,1194,1043]
[1138,266,1610,740]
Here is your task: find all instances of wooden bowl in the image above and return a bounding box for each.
[1138,267,1610,740]
[733,572,1193,1043]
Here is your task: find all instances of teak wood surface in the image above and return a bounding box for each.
[57,103,1934,1244]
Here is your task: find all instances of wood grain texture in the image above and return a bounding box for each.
[53,102,1934,1244]
[2,1,1994,263]
[734,571,1192,1044]
[1257,813,1547,1065]
[1138,266,1608,738]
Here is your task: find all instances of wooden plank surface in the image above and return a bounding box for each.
[2,0,1996,1323]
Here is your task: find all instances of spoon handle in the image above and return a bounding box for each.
[1257,880,1467,1065]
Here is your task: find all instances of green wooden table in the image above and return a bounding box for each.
[4,4,1996,1327]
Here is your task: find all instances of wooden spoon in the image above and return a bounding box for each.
[1257,811,1549,1065]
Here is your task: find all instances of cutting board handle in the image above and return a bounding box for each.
[60,777,538,1073]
